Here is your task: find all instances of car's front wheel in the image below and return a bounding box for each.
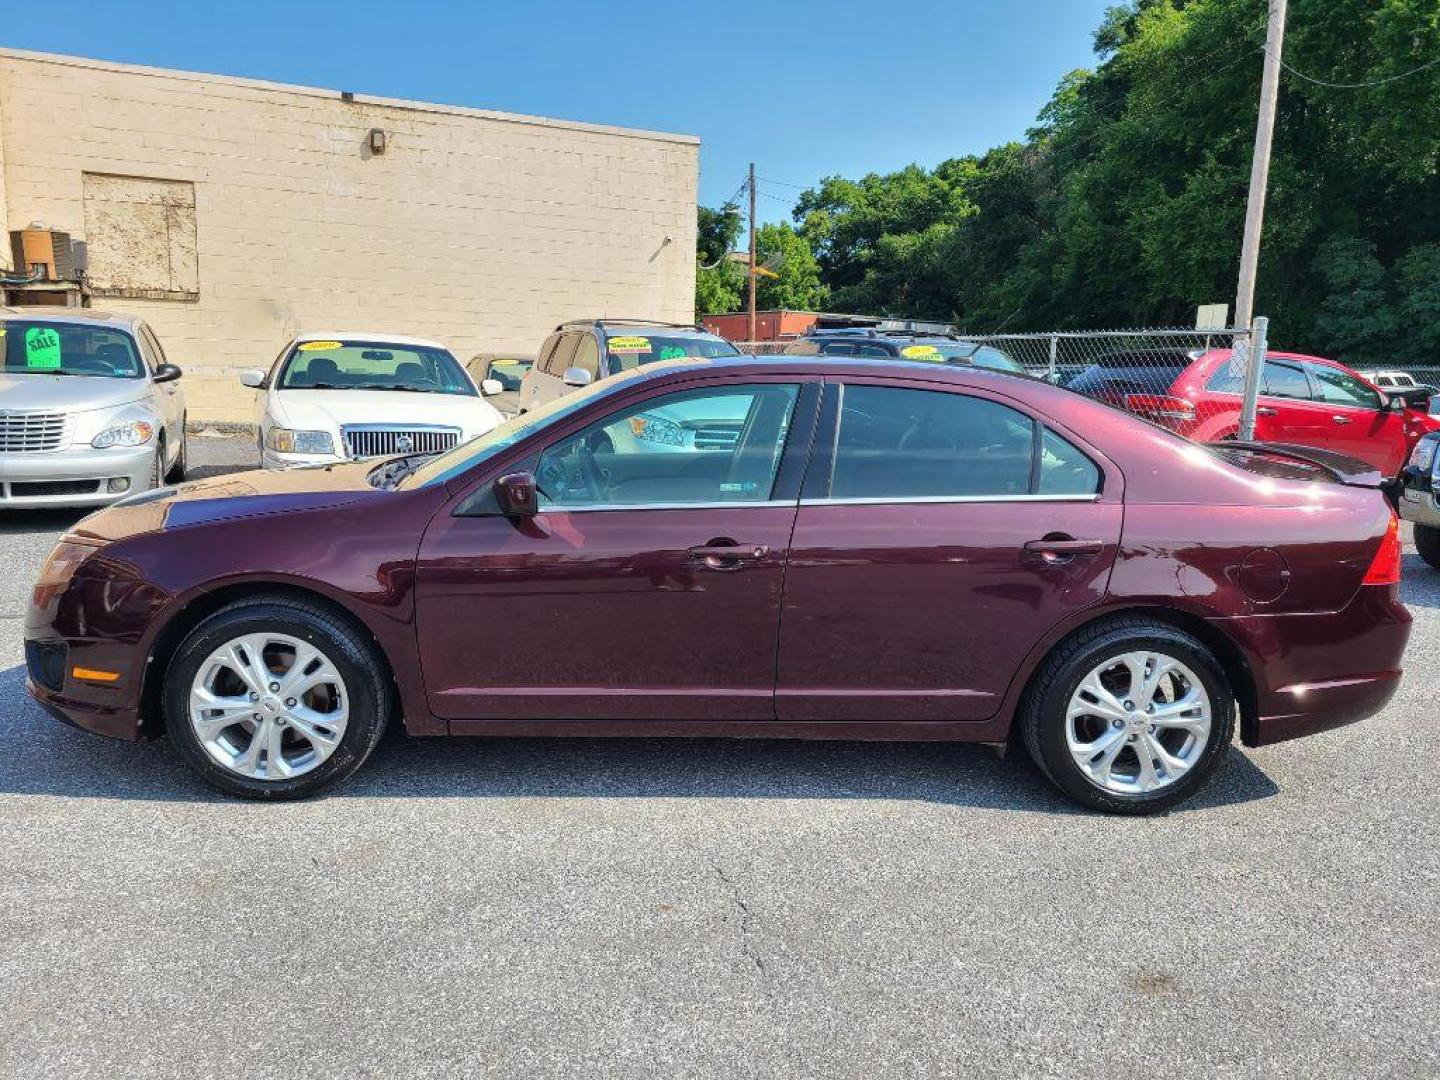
[163,596,391,799]
[1020,618,1235,814]
[1415,523,1440,570]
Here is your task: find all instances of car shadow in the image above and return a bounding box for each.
[0,664,1278,814]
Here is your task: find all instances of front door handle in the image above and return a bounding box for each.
[1332,415,1353,425]
[688,541,769,568]
[1023,537,1104,564]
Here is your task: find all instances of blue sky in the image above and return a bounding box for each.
[3,0,1114,224]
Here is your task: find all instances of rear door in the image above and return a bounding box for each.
[1253,359,1333,447]
[774,378,1122,724]
[1306,362,1404,473]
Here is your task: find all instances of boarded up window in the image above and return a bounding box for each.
[82,174,198,300]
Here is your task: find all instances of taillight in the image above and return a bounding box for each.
[1124,393,1197,421]
[1362,514,1402,586]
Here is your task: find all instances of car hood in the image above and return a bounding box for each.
[0,372,146,413]
[71,462,382,542]
[271,389,500,433]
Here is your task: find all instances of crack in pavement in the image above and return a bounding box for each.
[709,858,767,980]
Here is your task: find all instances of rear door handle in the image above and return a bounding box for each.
[1332,415,1352,425]
[1256,407,1277,417]
[1023,538,1104,564]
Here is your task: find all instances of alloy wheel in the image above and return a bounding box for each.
[188,632,349,781]
[1064,650,1213,795]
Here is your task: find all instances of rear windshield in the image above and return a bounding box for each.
[0,321,143,378]
[277,340,474,394]
[605,332,739,372]
[1067,354,1192,394]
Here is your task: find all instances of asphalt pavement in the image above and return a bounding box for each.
[0,436,1436,1079]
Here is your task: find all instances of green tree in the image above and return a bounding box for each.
[694,202,744,317]
[754,222,828,311]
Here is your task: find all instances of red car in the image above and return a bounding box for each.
[27,357,1410,813]
[1070,348,1440,476]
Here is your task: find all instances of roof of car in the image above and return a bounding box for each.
[0,306,144,331]
[292,330,450,350]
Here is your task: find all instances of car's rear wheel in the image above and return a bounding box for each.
[163,596,390,799]
[1416,524,1440,570]
[1020,618,1235,814]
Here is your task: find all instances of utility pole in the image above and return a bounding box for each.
[1234,0,1286,440]
[747,162,758,344]
[1234,0,1287,330]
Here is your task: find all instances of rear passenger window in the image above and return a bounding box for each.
[827,385,1099,500]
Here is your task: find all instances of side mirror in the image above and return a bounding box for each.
[562,367,594,388]
[239,368,267,389]
[1386,394,1407,412]
[153,363,183,383]
[494,471,538,518]
[480,378,505,397]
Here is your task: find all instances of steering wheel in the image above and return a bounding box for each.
[537,447,606,504]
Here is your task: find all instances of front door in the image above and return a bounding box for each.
[415,378,817,722]
[1307,363,1406,474]
[776,379,1122,724]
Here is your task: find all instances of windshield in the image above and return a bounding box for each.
[605,332,739,372]
[896,342,1024,372]
[482,357,532,390]
[399,371,636,489]
[0,321,143,378]
[277,340,474,394]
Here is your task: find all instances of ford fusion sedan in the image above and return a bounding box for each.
[0,307,186,508]
[28,357,1409,813]
[241,333,505,468]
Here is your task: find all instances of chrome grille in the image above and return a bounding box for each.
[692,423,743,451]
[0,411,67,452]
[341,425,460,459]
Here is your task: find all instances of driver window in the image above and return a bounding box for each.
[572,334,600,379]
[535,383,801,508]
[1310,365,1380,410]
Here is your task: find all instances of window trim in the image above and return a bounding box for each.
[804,379,1105,503]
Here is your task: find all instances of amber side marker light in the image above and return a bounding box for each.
[71,667,121,684]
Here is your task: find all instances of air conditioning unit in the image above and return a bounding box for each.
[9,228,75,282]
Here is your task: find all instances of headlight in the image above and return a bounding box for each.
[91,421,154,449]
[628,414,685,446]
[268,428,335,455]
[1412,438,1438,471]
[32,536,105,609]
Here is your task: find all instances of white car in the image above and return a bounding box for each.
[241,333,505,469]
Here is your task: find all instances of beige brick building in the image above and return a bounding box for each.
[0,48,699,422]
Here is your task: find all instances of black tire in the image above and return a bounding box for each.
[166,420,187,482]
[1416,523,1440,571]
[1019,617,1236,815]
[148,437,164,490]
[162,596,391,799]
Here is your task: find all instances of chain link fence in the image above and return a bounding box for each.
[731,322,1272,440]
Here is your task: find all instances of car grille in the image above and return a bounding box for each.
[693,423,743,451]
[0,411,67,452]
[8,480,104,498]
[341,426,460,459]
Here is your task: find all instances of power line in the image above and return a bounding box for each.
[1265,46,1440,89]
[758,175,813,190]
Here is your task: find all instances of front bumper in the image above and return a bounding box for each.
[0,444,155,508]
[261,448,345,470]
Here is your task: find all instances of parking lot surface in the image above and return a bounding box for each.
[1,436,1437,1079]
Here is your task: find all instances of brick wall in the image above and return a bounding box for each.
[0,49,699,421]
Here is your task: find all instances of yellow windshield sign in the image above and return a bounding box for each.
[901,344,942,360]
[298,340,343,351]
[607,335,652,354]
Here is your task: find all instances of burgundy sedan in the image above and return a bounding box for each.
[26,358,1410,813]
